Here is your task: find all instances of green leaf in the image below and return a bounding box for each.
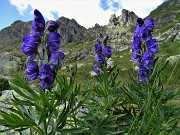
[39,88,50,107]
[58,127,87,134]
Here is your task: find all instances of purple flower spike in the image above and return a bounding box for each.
[25,61,39,81]
[21,36,38,60]
[104,45,112,58]
[48,32,61,53]
[47,20,60,32]
[39,64,54,90]
[95,43,102,54]
[95,54,104,67]
[143,52,154,69]
[145,18,156,32]
[94,62,100,75]
[50,51,65,68]
[147,38,159,55]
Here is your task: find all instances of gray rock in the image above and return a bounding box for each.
[57,17,87,44]
[109,14,118,26]
[158,13,176,26]
[0,52,25,76]
[165,23,180,42]
[118,9,138,27]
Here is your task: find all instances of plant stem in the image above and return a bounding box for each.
[143,60,179,135]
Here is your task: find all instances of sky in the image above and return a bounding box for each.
[0,0,166,30]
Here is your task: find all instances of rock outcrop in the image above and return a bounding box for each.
[0,20,31,48]
[165,23,180,42]
[0,52,25,77]
[57,17,87,44]
[108,9,138,27]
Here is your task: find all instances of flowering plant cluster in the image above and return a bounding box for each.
[93,34,112,75]
[21,9,65,89]
[132,18,159,82]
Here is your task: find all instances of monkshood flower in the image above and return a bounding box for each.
[95,43,102,54]
[146,38,159,55]
[21,36,38,60]
[25,61,39,81]
[145,18,156,32]
[39,64,54,90]
[29,30,42,42]
[131,52,141,63]
[47,32,61,53]
[140,27,152,42]
[132,36,141,52]
[93,62,100,75]
[104,45,112,58]
[31,9,45,35]
[143,52,154,69]
[134,18,144,37]
[47,20,60,32]
[138,64,148,82]
[50,51,65,69]
[95,54,104,67]
[131,36,141,62]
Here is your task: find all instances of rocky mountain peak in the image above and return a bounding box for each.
[108,9,138,27]
[56,16,86,44]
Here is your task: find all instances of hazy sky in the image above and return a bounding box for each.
[0,0,166,30]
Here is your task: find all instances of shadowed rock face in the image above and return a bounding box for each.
[0,20,31,48]
[57,17,87,44]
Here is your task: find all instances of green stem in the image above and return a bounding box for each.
[44,120,47,135]
[143,60,179,135]
[33,126,45,135]
[138,85,152,132]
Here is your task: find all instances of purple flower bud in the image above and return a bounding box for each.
[147,38,159,55]
[145,18,156,32]
[137,18,144,27]
[143,52,154,69]
[21,36,38,60]
[48,32,61,53]
[138,63,148,82]
[94,62,100,75]
[95,54,104,67]
[47,20,60,32]
[104,45,112,58]
[50,51,65,69]
[39,64,54,90]
[25,61,39,81]
[95,43,102,54]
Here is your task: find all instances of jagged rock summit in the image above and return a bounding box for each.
[109,9,138,27]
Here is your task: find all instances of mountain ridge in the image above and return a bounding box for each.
[0,0,179,80]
